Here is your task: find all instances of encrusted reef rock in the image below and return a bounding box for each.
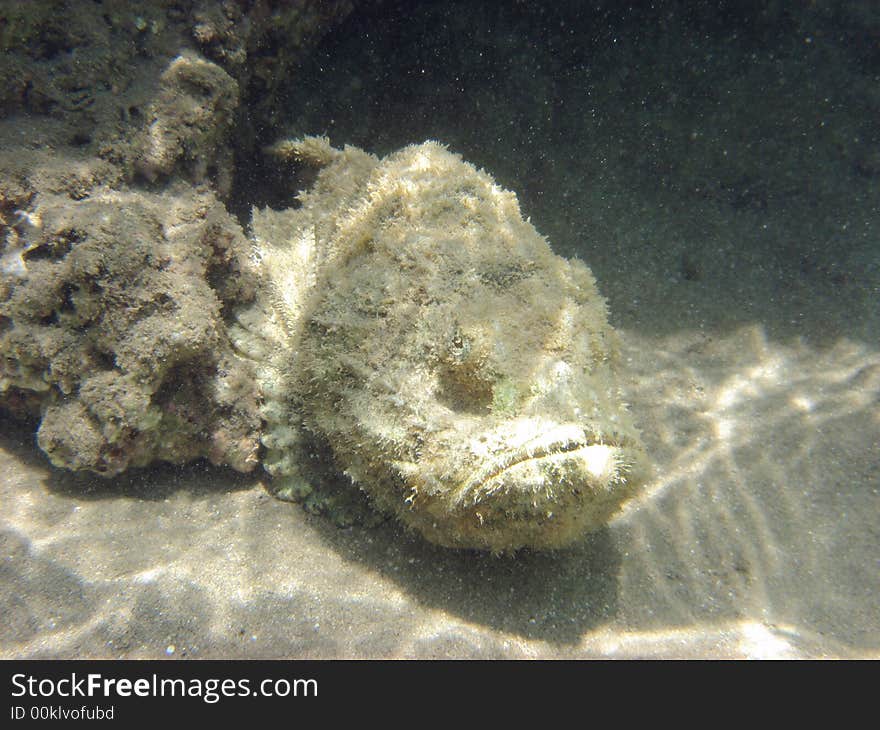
[0,140,261,476]
[0,1,366,195]
[235,137,647,551]
[133,50,239,194]
[0,1,370,478]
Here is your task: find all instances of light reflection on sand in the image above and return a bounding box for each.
[1,322,878,658]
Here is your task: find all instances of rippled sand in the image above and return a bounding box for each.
[3,319,877,658]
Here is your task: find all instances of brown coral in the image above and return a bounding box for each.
[0,161,260,475]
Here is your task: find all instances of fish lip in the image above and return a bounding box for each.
[477,437,591,484]
[453,423,617,507]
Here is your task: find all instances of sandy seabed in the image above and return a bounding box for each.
[2,312,877,659]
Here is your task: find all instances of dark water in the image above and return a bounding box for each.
[242,0,879,342]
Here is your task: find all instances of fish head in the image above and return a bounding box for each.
[372,243,644,550]
[290,141,645,550]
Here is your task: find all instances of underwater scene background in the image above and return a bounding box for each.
[0,0,878,657]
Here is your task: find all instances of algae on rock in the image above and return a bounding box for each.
[0,158,261,475]
[133,51,240,194]
[0,1,372,480]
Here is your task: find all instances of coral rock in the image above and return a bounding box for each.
[134,51,239,193]
[1,172,260,476]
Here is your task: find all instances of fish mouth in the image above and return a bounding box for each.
[453,422,629,507]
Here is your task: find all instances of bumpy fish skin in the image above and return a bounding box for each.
[237,137,647,551]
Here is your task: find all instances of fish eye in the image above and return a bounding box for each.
[435,326,495,413]
[447,327,471,364]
